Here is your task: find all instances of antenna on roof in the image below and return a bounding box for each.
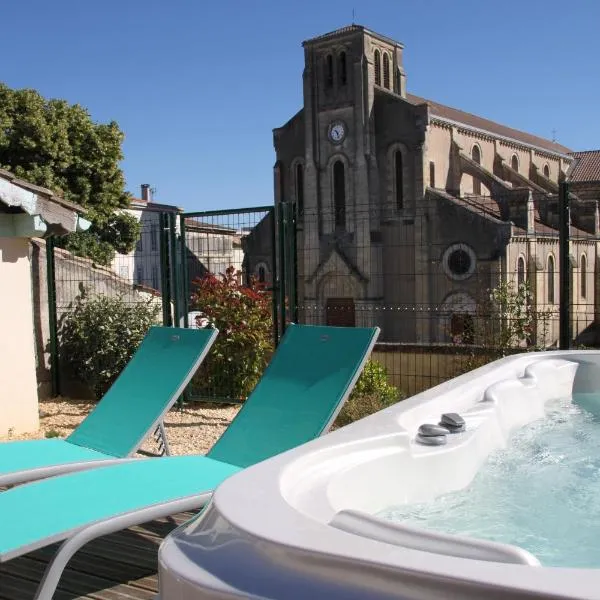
[552,128,557,143]
[352,7,356,24]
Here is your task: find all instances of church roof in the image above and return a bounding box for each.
[407,94,572,157]
[302,24,403,49]
[568,150,600,183]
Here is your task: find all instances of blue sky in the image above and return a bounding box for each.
[1,1,598,211]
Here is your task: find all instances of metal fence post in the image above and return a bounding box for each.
[277,203,287,336]
[179,214,190,328]
[169,212,181,328]
[558,181,571,349]
[159,212,172,326]
[269,207,279,346]
[46,236,60,397]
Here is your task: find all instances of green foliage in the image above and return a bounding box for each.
[459,280,553,373]
[63,213,142,266]
[336,360,403,427]
[0,83,136,262]
[63,231,115,267]
[45,429,61,439]
[59,291,161,399]
[189,267,273,401]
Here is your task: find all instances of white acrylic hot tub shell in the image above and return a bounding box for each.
[159,351,600,600]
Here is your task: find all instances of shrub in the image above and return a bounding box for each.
[189,267,273,401]
[335,359,403,427]
[59,291,161,398]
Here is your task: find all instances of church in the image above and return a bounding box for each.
[270,24,600,345]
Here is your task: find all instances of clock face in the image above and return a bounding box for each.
[329,121,346,144]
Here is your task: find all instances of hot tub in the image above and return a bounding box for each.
[158,351,600,600]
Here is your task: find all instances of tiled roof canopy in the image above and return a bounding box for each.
[407,94,572,156]
[568,151,600,183]
[0,168,89,237]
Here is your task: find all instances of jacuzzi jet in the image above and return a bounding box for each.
[439,412,466,433]
[416,423,448,445]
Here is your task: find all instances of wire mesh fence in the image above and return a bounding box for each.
[285,186,597,397]
[181,207,276,403]
[44,183,599,405]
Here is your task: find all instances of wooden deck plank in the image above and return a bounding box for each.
[0,513,197,599]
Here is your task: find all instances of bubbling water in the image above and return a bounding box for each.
[378,395,600,568]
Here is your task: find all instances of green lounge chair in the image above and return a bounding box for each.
[0,326,219,487]
[0,324,379,600]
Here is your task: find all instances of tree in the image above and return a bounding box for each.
[0,83,139,264]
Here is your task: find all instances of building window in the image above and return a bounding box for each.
[517,256,526,287]
[442,243,477,281]
[274,160,285,203]
[395,67,401,94]
[136,233,143,252]
[333,160,346,228]
[338,51,347,86]
[374,50,381,86]
[258,266,266,283]
[151,222,158,251]
[511,154,519,172]
[471,145,481,194]
[451,313,475,345]
[295,163,304,214]
[548,255,555,304]
[383,53,390,89]
[429,161,436,188]
[325,54,333,88]
[543,164,550,179]
[151,265,159,290]
[581,254,587,299]
[395,150,404,210]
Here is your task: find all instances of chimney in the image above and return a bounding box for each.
[140,184,152,202]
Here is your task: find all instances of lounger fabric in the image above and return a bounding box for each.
[0,456,240,560]
[0,326,217,485]
[0,324,379,566]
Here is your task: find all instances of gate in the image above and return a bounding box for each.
[177,205,296,402]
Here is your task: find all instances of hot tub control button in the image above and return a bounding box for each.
[416,433,447,446]
[440,412,466,433]
[418,423,449,437]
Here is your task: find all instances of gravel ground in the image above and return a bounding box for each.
[0,397,241,456]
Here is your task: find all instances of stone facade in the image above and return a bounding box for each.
[272,25,600,346]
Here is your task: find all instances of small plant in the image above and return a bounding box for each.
[59,290,161,398]
[335,359,403,427]
[457,280,553,374]
[189,266,274,401]
[45,429,61,439]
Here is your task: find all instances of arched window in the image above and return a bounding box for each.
[517,256,526,287]
[581,254,587,299]
[374,50,381,86]
[383,53,390,89]
[257,265,266,283]
[548,255,555,304]
[471,145,481,194]
[395,67,401,94]
[511,154,519,172]
[325,54,333,88]
[338,52,347,86]
[429,161,436,188]
[295,163,304,214]
[543,164,550,179]
[274,160,285,203]
[451,313,475,345]
[333,160,346,228]
[395,150,404,210]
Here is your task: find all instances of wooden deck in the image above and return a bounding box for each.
[0,512,194,600]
